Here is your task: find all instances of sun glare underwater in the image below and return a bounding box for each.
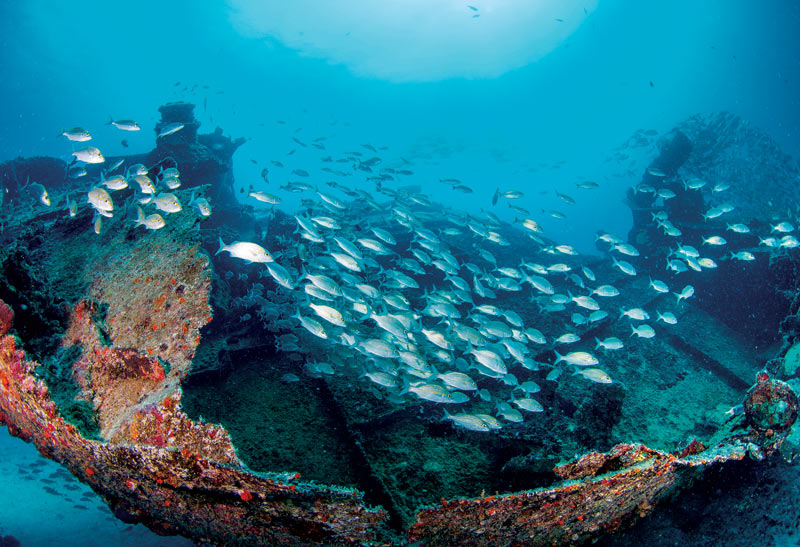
[1,1,800,545]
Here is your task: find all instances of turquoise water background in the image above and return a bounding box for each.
[1,1,798,252]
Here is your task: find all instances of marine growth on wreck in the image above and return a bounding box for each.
[2,2,800,546]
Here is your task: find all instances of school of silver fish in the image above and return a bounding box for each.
[19,119,799,433]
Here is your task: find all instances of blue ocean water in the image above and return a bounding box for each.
[2,1,800,544]
[1,1,798,252]
[0,428,191,547]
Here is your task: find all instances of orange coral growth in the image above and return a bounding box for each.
[0,299,13,336]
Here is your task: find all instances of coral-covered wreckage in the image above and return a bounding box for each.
[1,105,800,545]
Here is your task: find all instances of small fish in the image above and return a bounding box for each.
[772,222,795,233]
[649,278,669,293]
[513,398,544,412]
[127,163,148,176]
[546,368,562,382]
[588,310,608,322]
[216,237,273,263]
[249,191,281,204]
[613,242,639,256]
[724,404,744,418]
[556,244,578,256]
[621,307,649,320]
[657,188,676,199]
[134,207,165,230]
[676,244,700,258]
[553,332,579,345]
[293,310,328,339]
[597,232,623,244]
[631,324,656,338]
[409,383,457,404]
[726,223,750,233]
[59,127,92,142]
[281,373,300,383]
[575,368,613,384]
[515,381,541,395]
[66,196,77,217]
[675,285,694,303]
[309,303,346,327]
[647,167,666,177]
[496,403,524,423]
[371,227,396,245]
[265,263,295,290]
[364,371,398,389]
[595,337,624,350]
[612,257,636,276]
[554,351,598,367]
[666,259,688,273]
[107,118,140,131]
[190,192,212,217]
[730,251,755,261]
[657,311,678,324]
[151,193,182,213]
[72,146,105,164]
[157,123,184,138]
[683,178,706,190]
[635,184,656,194]
[102,173,128,190]
[519,218,544,233]
[571,294,599,311]
[712,182,730,193]
[438,372,477,391]
[542,209,566,219]
[159,166,180,178]
[28,182,50,206]
[161,176,181,190]
[68,165,87,178]
[592,285,620,297]
[317,191,346,209]
[556,191,575,205]
[87,186,114,213]
[702,235,726,246]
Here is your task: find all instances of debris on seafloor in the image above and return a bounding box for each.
[0,211,388,543]
[1,316,795,545]
[405,371,797,546]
